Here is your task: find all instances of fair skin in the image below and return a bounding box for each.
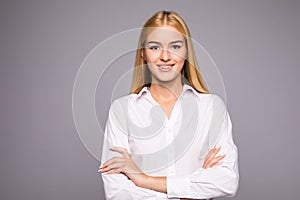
[143,25,186,119]
[99,25,225,198]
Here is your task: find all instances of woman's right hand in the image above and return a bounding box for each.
[202,146,225,169]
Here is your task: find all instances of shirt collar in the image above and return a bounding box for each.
[136,86,150,98]
[182,84,201,97]
[136,84,200,99]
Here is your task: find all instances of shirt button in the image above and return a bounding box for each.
[169,169,175,175]
[165,121,171,128]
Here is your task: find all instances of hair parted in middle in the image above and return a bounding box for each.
[130,10,209,94]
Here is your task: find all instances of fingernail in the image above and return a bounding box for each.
[99,165,106,169]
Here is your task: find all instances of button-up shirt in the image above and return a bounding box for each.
[100,84,239,199]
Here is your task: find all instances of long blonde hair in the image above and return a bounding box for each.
[130,10,209,94]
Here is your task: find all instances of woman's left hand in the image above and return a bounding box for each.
[202,146,225,169]
[99,147,148,187]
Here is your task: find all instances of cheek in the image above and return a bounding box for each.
[172,54,186,72]
[171,49,186,62]
[173,54,186,65]
[144,51,160,63]
[146,63,158,75]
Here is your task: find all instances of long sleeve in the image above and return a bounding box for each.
[166,95,239,199]
[101,99,175,200]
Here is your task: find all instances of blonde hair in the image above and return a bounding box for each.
[130,10,209,94]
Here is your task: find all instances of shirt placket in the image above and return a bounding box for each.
[166,121,176,176]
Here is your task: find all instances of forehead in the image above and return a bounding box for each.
[146,25,184,42]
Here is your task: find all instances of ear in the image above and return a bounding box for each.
[141,48,146,61]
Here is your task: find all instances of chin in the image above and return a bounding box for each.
[153,73,181,84]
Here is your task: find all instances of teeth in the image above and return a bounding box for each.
[159,65,172,69]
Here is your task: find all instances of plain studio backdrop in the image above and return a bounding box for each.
[0,0,299,200]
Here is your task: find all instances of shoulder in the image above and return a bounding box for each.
[208,94,229,116]
[109,93,139,112]
[194,92,226,104]
[193,92,228,112]
[182,84,226,107]
[210,94,226,105]
[194,92,224,102]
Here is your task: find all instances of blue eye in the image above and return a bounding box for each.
[171,45,181,50]
[149,46,160,50]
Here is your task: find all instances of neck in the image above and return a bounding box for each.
[149,79,183,100]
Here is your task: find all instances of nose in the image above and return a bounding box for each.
[160,48,171,62]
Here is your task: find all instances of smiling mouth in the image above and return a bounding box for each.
[157,64,175,71]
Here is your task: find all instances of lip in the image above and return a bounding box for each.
[157,64,174,72]
[157,63,174,66]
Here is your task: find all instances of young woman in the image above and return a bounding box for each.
[99,10,239,200]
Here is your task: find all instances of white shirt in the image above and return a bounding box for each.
[100,84,239,200]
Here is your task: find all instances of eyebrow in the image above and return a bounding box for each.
[146,40,184,45]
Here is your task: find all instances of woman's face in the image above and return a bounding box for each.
[142,25,187,84]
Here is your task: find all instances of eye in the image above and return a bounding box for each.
[149,45,160,50]
[171,45,181,50]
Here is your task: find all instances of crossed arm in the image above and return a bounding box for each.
[100,97,239,199]
[99,146,225,198]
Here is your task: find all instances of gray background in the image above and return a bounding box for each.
[0,0,299,199]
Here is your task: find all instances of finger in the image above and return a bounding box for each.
[205,147,221,162]
[203,147,221,168]
[99,164,117,173]
[99,165,113,173]
[100,166,121,174]
[102,156,121,167]
[105,169,122,175]
[202,147,222,168]
[207,147,221,160]
[203,154,210,168]
[207,161,223,169]
[204,154,224,168]
[101,162,124,173]
[206,155,225,168]
[102,156,124,169]
[110,147,131,158]
[207,155,225,168]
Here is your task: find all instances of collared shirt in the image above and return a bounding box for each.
[100,84,239,200]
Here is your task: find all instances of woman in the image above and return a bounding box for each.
[99,10,239,200]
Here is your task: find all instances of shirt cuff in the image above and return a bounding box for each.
[166,175,191,198]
